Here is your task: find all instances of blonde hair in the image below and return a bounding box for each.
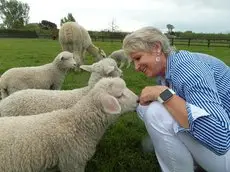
[122,26,175,57]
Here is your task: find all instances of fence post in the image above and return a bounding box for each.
[188,38,191,47]
[171,38,174,46]
[208,39,210,47]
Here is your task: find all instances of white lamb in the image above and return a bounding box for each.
[0,77,138,172]
[0,51,78,99]
[108,49,132,69]
[0,58,122,117]
[59,21,106,65]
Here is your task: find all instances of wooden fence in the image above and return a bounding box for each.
[91,36,230,48]
[1,32,230,48]
[169,38,230,48]
[91,35,124,42]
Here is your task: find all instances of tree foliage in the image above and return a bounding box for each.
[174,31,230,39]
[22,23,40,30]
[39,20,57,30]
[60,13,76,26]
[38,20,58,40]
[166,24,174,34]
[0,0,30,29]
[108,18,119,32]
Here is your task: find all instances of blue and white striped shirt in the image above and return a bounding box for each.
[164,50,230,155]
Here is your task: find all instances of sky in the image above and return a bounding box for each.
[18,0,230,33]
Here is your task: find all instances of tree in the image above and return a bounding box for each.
[166,24,175,34]
[39,20,58,40]
[39,20,57,30]
[60,13,76,26]
[0,0,30,29]
[108,18,119,32]
[0,23,5,28]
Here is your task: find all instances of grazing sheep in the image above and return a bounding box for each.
[108,49,132,69]
[0,51,78,99]
[0,58,122,117]
[59,21,106,65]
[0,77,138,172]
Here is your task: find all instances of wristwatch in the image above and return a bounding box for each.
[157,88,175,104]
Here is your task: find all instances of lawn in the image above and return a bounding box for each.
[0,38,230,172]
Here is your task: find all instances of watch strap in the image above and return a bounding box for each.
[157,88,175,104]
[157,96,164,104]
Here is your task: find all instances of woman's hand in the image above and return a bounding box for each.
[139,85,168,105]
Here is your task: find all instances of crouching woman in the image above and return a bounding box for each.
[123,26,230,172]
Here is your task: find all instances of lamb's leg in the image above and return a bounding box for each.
[73,51,83,72]
[73,51,83,66]
[61,43,74,53]
[80,50,86,65]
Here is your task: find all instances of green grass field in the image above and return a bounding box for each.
[0,38,230,172]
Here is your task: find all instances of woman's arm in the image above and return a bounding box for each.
[139,85,189,128]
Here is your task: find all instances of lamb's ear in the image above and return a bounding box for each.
[80,65,93,72]
[100,94,121,114]
[104,66,114,75]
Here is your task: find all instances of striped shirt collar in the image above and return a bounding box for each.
[165,50,177,80]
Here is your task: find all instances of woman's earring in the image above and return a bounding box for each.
[155,50,161,62]
[156,56,160,62]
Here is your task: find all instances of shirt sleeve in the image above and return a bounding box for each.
[173,55,230,155]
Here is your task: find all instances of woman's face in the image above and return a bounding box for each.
[129,48,166,77]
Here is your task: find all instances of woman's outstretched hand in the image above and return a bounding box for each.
[139,85,168,105]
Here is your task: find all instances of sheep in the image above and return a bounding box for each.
[108,49,132,69]
[0,58,122,117]
[0,51,78,99]
[59,21,106,65]
[0,77,138,172]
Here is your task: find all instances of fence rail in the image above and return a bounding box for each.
[91,36,230,47]
[169,38,230,48]
[1,33,230,48]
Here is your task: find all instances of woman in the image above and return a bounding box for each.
[122,26,230,172]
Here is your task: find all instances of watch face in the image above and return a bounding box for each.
[160,89,174,102]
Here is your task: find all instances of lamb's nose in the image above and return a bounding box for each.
[74,63,80,67]
[136,97,140,103]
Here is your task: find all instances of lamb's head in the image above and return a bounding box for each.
[91,77,138,115]
[80,58,123,78]
[96,47,106,60]
[54,51,79,71]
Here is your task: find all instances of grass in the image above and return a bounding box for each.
[0,38,230,172]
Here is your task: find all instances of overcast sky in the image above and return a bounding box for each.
[19,0,230,33]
